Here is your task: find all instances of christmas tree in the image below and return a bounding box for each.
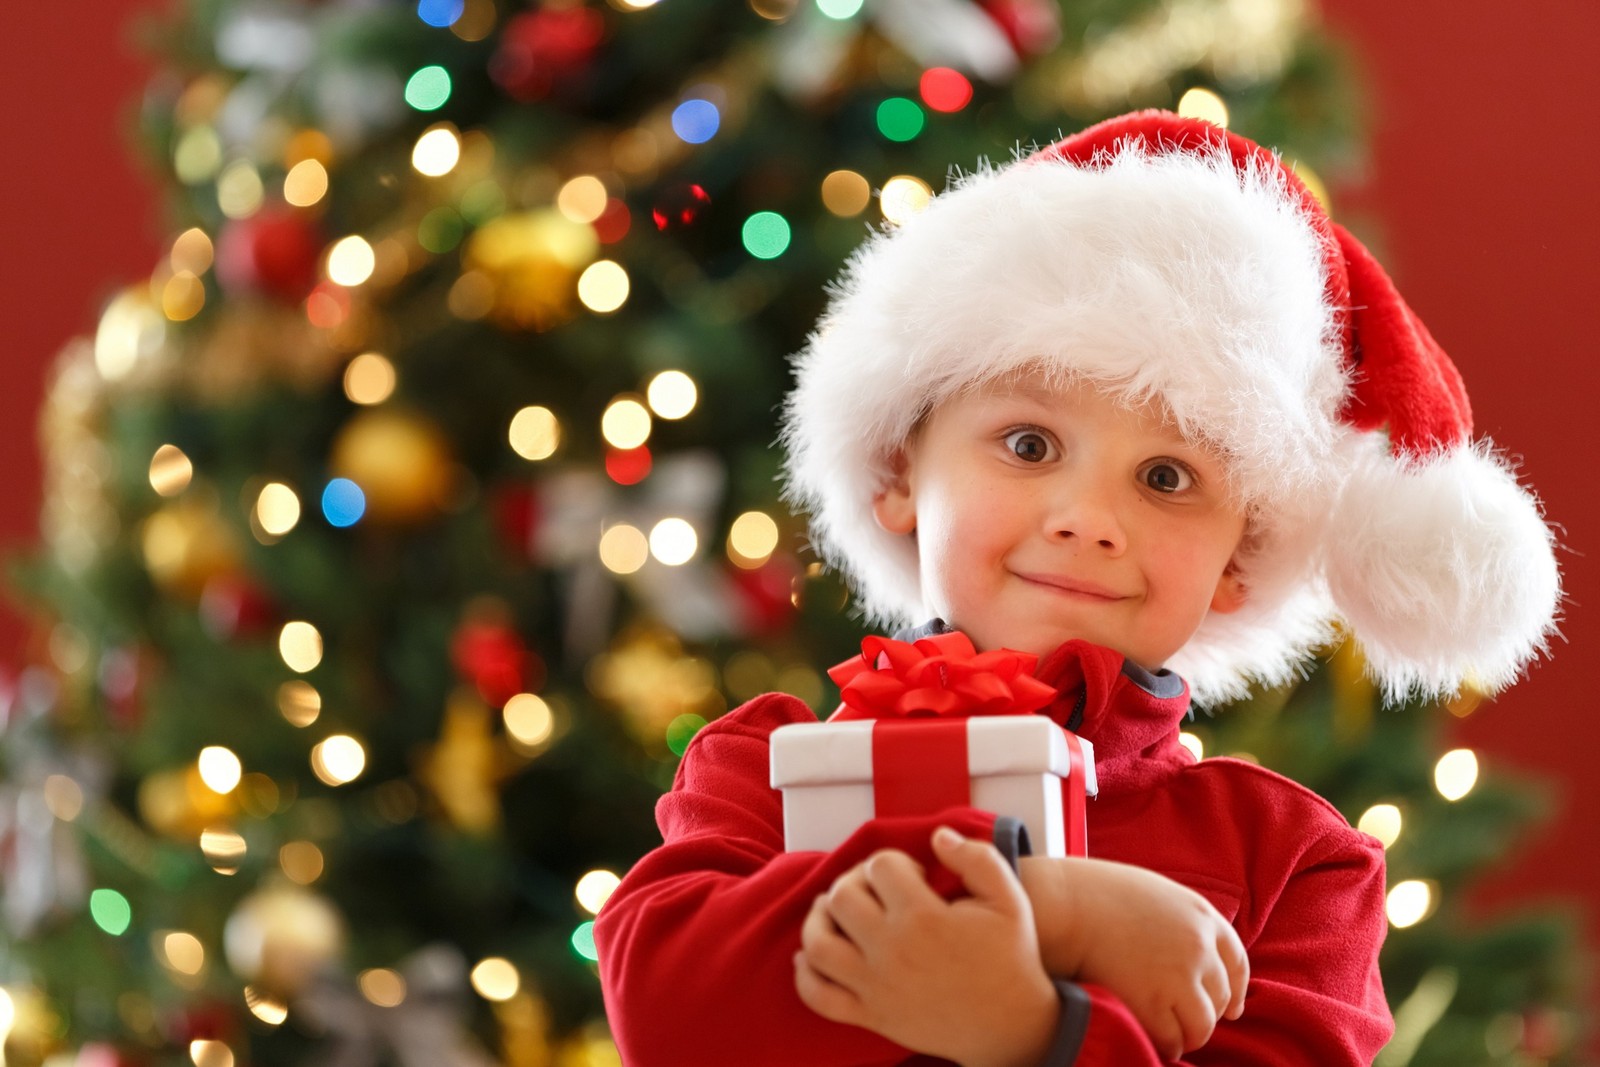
[0,0,1582,1065]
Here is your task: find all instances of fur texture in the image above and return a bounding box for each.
[779,130,1559,705]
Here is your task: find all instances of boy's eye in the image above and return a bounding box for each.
[1141,461,1193,493]
[1004,430,1055,463]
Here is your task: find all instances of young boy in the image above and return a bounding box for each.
[594,111,1561,1066]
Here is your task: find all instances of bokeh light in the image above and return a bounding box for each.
[283,159,329,206]
[649,518,698,565]
[405,65,453,111]
[741,211,791,259]
[149,444,194,497]
[670,99,720,144]
[280,840,325,884]
[572,921,599,961]
[876,98,925,142]
[646,370,697,419]
[256,482,302,537]
[412,124,462,176]
[327,236,377,287]
[217,159,265,219]
[417,0,464,27]
[344,352,398,405]
[820,169,870,217]
[727,511,779,567]
[162,271,207,321]
[503,693,555,747]
[91,888,132,935]
[575,870,621,914]
[601,398,652,449]
[43,775,85,821]
[1434,748,1479,801]
[279,621,324,673]
[200,827,247,873]
[1386,879,1434,928]
[189,1039,234,1067]
[598,524,649,575]
[470,957,519,1001]
[1177,87,1229,128]
[311,735,367,786]
[171,228,215,274]
[816,0,863,17]
[666,713,707,756]
[577,260,630,313]
[198,747,243,794]
[161,931,206,975]
[1358,803,1403,849]
[277,680,321,727]
[1177,732,1204,761]
[557,175,609,224]
[919,67,973,112]
[880,175,932,224]
[509,406,561,461]
[244,986,288,1026]
[359,968,407,1007]
[321,478,367,528]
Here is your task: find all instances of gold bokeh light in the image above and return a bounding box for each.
[509,406,560,461]
[601,397,651,449]
[646,370,697,420]
[343,352,398,406]
[821,169,871,217]
[283,159,330,207]
[150,444,195,497]
[279,621,323,673]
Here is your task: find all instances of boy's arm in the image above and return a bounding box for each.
[593,692,1023,1067]
[1016,827,1392,1066]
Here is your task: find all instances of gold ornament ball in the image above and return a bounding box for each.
[224,883,346,995]
[137,765,237,839]
[329,408,455,524]
[141,497,242,600]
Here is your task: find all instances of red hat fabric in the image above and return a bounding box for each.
[780,110,1560,703]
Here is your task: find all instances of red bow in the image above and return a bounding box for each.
[827,631,1059,721]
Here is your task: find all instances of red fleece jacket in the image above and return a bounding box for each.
[595,637,1394,1065]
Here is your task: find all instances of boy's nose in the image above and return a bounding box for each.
[1045,479,1127,553]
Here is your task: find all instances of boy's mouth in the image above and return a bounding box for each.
[1012,571,1127,601]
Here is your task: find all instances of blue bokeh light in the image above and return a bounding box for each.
[416,0,464,27]
[670,99,721,145]
[322,478,366,528]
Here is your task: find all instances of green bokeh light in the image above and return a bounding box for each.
[816,0,864,18]
[666,713,708,756]
[405,66,453,111]
[572,920,599,961]
[741,212,791,260]
[90,888,132,936]
[876,97,926,142]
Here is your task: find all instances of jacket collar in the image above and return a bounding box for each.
[894,618,1195,792]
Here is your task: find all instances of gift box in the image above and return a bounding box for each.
[769,714,1096,858]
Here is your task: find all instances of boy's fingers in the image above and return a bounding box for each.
[929,825,1022,907]
[793,951,864,1025]
[825,876,887,948]
[799,898,869,987]
[861,848,934,912]
[1221,929,1249,1019]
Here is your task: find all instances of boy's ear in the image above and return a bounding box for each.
[871,449,917,536]
[1209,563,1248,615]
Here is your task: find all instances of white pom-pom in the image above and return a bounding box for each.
[1325,439,1561,700]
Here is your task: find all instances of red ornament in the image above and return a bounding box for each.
[199,574,277,640]
[593,197,631,244]
[605,445,652,485]
[215,208,323,303]
[651,184,711,231]
[977,0,1061,58]
[450,617,542,708]
[920,67,973,113]
[491,7,607,102]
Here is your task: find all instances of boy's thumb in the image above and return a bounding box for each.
[931,825,1015,903]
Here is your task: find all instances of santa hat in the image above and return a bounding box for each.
[779,110,1561,705]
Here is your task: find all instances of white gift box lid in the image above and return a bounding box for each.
[769,715,1097,796]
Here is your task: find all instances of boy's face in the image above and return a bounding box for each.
[872,369,1248,672]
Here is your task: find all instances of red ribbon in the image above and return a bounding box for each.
[825,631,1089,856]
[826,631,1058,722]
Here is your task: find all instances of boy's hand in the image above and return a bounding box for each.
[1018,855,1248,1059]
[795,826,1059,1067]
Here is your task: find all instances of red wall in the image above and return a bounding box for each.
[3,0,1596,1045]
[1318,0,1600,1043]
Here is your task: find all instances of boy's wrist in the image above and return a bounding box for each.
[1017,856,1089,978]
[961,971,1062,1067]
